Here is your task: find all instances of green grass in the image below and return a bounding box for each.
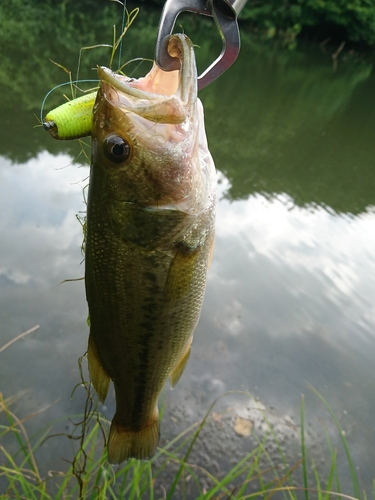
[0,382,370,500]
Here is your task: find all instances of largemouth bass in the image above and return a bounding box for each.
[85,34,216,464]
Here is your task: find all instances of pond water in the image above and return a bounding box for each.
[1,2,375,496]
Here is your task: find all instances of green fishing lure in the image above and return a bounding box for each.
[43,91,97,140]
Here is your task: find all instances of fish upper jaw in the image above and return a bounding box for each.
[97,33,197,113]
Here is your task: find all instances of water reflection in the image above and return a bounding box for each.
[204,35,375,213]
[214,173,375,350]
[0,153,86,284]
[0,153,87,427]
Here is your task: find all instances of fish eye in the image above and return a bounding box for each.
[103,134,131,164]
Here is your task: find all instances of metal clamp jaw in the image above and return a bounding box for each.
[155,0,247,90]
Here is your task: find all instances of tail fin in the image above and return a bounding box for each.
[107,410,160,464]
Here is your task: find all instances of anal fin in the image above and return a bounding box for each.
[169,336,193,389]
[87,333,111,403]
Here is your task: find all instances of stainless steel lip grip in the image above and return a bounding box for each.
[155,0,247,90]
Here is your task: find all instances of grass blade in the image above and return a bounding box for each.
[308,385,361,500]
[300,394,309,500]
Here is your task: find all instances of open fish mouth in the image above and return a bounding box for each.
[97,34,196,124]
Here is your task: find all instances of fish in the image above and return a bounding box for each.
[85,33,216,464]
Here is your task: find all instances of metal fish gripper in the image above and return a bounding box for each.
[155,0,247,90]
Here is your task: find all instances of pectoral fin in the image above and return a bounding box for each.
[87,333,111,403]
[164,242,201,302]
[169,336,193,389]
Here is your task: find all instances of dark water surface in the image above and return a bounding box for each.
[1,3,375,496]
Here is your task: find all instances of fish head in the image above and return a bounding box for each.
[92,34,214,212]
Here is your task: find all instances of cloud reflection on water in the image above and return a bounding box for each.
[0,152,87,288]
[212,172,375,351]
[0,152,89,430]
